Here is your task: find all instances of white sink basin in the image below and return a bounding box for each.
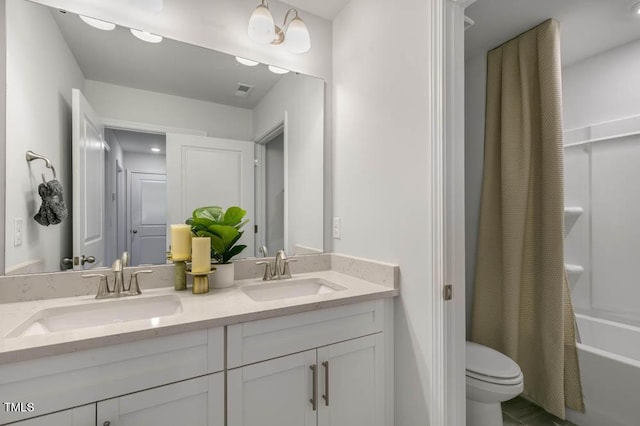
[7,294,183,338]
[242,278,346,302]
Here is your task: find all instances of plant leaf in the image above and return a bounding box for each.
[207,224,240,247]
[222,206,247,227]
[193,206,223,222]
[223,244,247,263]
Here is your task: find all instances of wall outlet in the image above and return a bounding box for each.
[14,218,23,247]
[332,217,341,239]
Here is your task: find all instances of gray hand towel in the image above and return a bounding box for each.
[34,179,68,226]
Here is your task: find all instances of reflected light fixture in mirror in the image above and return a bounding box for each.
[130,29,163,43]
[79,15,116,31]
[236,56,260,66]
[632,2,640,15]
[268,65,289,74]
[248,0,311,53]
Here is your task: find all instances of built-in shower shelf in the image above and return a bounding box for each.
[565,264,584,290]
[564,207,583,235]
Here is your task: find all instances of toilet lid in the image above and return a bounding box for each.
[466,341,522,380]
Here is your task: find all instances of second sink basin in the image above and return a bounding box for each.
[242,278,346,302]
[7,294,183,338]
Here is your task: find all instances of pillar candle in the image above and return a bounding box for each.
[170,224,192,261]
[191,237,211,273]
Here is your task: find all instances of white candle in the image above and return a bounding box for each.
[191,237,211,273]
[170,224,192,261]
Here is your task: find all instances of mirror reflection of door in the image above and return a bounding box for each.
[129,173,166,266]
[72,88,105,270]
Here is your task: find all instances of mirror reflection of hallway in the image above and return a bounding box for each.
[104,129,167,267]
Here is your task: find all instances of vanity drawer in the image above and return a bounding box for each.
[0,327,223,424]
[227,300,384,368]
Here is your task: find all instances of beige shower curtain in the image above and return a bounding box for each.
[471,19,584,419]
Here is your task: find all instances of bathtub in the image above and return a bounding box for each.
[566,314,640,426]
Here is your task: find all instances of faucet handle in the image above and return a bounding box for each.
[121,251,129,267]
[126,269,153,295]
[256,261,273,281]
[281,258,298,279]
[83,273,112,299]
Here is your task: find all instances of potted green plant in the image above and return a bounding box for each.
[187,206,248,288]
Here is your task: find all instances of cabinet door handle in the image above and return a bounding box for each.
[309,364,318,411]
[103,422,111,426]
[322,361,329,406]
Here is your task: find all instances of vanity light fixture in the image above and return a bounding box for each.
[268,65,289,75]
[632,1,640,15]
[248,0,311,54]
[79,15,116,31]
[130,29,163,43]
[151,147,161,153]
[235,57,260,66]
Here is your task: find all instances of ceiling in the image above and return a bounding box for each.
[465,0,640,66]
[109,129,166,154]
[280,0,350,20]
[52,8,283,109]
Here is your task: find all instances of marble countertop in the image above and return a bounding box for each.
[0,270,398,364]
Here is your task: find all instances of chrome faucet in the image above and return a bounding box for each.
[83,252,153,299]
[256,250,296,281]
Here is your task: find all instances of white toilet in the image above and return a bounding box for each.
[466,341,524,426]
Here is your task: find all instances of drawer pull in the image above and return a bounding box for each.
[322,361,329,406]
[310,364,318,411]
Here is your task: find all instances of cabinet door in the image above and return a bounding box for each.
[10,404,95,425]
[97,373,223,426]
[228,350,317,426]
[317,334,384,426]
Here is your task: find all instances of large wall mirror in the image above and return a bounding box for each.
[5,0,324,274]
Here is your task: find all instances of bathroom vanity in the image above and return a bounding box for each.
[0,255,397,426]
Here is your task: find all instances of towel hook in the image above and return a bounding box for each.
[26,150,57,183]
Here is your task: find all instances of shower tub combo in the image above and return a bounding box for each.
[566,314,640,426]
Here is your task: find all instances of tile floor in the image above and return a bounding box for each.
[502,397,578,425]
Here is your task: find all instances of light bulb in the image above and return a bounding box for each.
[248,5,276,44]
[130,29,163,43]
[79,15,116,31]
[236,57,260,66]
[268,65,289,75]
[284,16,310,53]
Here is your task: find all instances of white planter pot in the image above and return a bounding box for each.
[210,262,235,288]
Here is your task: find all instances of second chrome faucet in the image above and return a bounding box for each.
[256,250,297,281]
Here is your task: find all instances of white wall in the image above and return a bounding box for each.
[5,0,85,273]
[333,0,434,424]
[123,152,166,175]
[563,39,640,131]
[253,74,324,253]
[463,51,487,335]
[85,80,253,141]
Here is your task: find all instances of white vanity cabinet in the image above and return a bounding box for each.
[0,327,224,425]
[227,300,388,426]
[97,373,224,426]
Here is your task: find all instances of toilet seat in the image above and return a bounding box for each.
[465,341,522,385]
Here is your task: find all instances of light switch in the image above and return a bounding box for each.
[332,217,341,239]
[14,218,23,247]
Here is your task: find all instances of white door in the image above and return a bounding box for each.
[317,335,385,426]
[227,350,317,426]
[166,134,255,256]
[97,373,224,426]
[72,88,105,270]
[129,172,167,266]
[11,404,95,425]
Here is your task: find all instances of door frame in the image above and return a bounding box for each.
[254,114,288,256]
[431,0,475,425]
